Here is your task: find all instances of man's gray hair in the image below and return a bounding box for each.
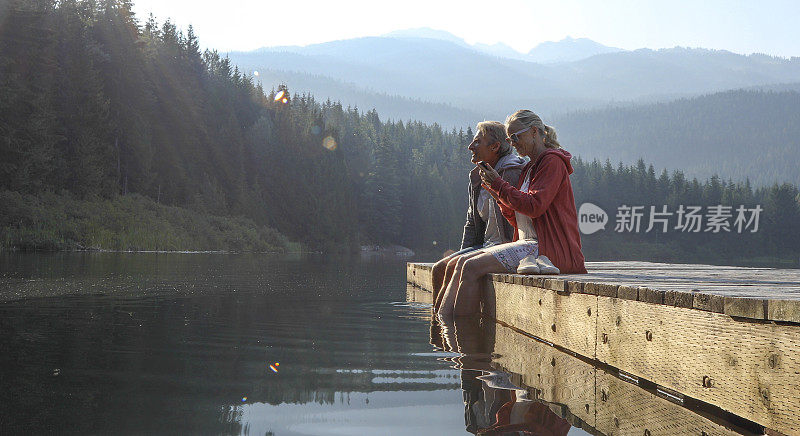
[476,121,512,157]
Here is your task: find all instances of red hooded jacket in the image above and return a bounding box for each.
[489,148,587,274]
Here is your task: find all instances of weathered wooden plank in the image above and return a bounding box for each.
[767,299,800,323]
[694,292,726,313]
[406,263,417,287]
[595,372,757,436]
[407,263,434,290]
[638,287,665,304]
[490,322,596,429]
[409,259,800,319]
[617,285,639,301]
[490,314,757,436]
[406,283,433,304]
[586,282,619,298]
[544,278,567,292]
[724,296,767,320]
[597,297,800,435]
[665,290,694,308]
[484,280,597,359]
[566,280,585,294]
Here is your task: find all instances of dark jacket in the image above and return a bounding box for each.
[461,153,526,250]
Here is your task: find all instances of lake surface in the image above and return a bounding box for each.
[0,253,590,435]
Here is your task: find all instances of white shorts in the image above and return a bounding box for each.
[481,240,539,273]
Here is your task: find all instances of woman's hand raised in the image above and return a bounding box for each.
[478,161,500,187]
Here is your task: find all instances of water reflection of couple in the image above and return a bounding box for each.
[431,317,570,436]
[434,110,587,318]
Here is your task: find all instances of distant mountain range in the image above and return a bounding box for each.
[383,28,623,63]
[551,88,800,187]
[230,29,800,127]
[251,69,482,127]
[227,30,800,185]
[526,36,623,63]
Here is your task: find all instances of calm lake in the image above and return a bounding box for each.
[0,253,591,435]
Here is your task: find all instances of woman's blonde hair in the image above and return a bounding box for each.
[505,109,561,149]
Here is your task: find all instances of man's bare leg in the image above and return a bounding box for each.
[434,255,464,311]
[431,257,449,302]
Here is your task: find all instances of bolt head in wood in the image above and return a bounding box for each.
[768,354,778,369]
[760,387,770,403]
[645,330,653,341]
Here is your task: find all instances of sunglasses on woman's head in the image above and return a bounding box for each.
[507,126,532,143]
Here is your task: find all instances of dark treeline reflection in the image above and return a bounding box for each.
[430,317,574,436]
[0,254,452,434]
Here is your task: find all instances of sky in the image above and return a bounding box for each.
[131,0,800,57]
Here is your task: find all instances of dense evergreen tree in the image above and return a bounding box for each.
[0,0,797,265]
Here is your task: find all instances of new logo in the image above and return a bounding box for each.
[579,203,608,235]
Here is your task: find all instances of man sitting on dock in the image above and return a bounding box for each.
[431,121,525,311]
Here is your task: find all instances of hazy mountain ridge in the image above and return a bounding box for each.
[253,69,483,127]
[552,89,800,187]
[383,28,471,47]
[230,33,800,120]
[227,31,800,186]
[229,37,568,119]
[382,28,622,63]
[526,36,623,63]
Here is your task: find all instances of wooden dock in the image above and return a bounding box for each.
[407,261,800,436]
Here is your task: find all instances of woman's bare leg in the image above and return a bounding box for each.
[453,252,506,317]
[437,251,484,317]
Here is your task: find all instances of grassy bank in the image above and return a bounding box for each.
[0,191,297,252]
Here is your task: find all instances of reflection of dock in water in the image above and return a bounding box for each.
[408,261,800,435]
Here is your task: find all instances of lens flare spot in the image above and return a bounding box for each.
[274,90,285,101]
[253,70,259,76]
[311,125,322,135]
[432,241,438,246]
[322,136,337,151]
[269,362,280,373]
[241,396,247,402]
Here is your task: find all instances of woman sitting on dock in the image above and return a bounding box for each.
[438,110,586,317]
